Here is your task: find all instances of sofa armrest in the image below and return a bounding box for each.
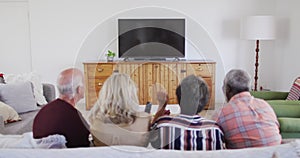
[42,83,56,102]
[250,91,289,100]
[0,115,4,131]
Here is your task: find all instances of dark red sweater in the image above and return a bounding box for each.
[33,99,90,148]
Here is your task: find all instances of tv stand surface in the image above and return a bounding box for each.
[123,57,185,62]
[83,61,215,110]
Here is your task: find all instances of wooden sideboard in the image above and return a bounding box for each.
[83,61,215,110]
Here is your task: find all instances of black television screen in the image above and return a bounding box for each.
[118,18,185,59]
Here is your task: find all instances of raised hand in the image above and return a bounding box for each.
[152,91,170,125]
[157,91,169,109]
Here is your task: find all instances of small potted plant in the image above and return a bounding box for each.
[106,50,116,62]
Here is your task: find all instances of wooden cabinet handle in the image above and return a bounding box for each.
[196,67,203,71]
[180,69,186,73]
[97,68,103,72]
[98,82,103,86]
[113,70,119,73]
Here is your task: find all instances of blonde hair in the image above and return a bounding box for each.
[89,73,139,124]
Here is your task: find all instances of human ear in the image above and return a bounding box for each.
[76,86,84,98]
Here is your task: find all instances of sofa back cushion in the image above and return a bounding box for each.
[268,102,300,118]
[0,82,39,113]
[4,72,48,105]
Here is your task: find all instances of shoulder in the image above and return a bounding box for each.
[36,99,59,114]
[155,115,175,123]
[253,97,271,105]
[252,98,275,113]
[218,102,235,115]
[40,99,68,108]
[156,115,207,126]
[38,99,80,117]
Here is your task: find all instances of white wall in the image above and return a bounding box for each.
[1,0,298,103]
[0,1,31,74]
[274,0,300,91]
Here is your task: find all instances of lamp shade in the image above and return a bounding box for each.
[240,16,276,40]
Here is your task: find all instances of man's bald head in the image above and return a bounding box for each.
[57,68,84,100]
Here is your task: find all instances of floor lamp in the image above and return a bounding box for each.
[240,16,276,91]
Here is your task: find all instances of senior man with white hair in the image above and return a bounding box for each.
[215,69,281,149]
[33,68,90,148]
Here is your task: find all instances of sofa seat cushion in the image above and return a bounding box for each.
[269,103,300,118]
[278,117,300,132]
[281,133,300,139]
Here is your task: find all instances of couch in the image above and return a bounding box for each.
[0,83,56,134]
[251,91,300,139]
[0,138,299,158]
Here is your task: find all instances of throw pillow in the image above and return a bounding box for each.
[0,101,21,124]
[287,77,300,100]
[0,82,39,113]
[4,72,48,105]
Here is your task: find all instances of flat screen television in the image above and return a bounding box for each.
[118,18,185,59]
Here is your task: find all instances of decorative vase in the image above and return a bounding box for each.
[107,56,114,62]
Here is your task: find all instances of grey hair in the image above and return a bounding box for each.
[176,75,210,115]
[57,74,83,99]
[223,69,251,100]
[89,73,139,125]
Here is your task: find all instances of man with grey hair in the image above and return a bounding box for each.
[215,69,281,149]
[150,75,225,150]
[33,68,90,148]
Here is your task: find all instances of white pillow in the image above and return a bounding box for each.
[0,101,21,124]
[0,82,39,113]
[0,132,66,149]
[0,132,36,148]
[4,72,48,105]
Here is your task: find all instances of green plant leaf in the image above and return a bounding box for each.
[107,50,116,57]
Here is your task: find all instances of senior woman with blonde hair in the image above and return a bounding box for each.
[89,73,151,147]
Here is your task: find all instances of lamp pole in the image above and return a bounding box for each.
[241,16,276,91]
[254,40,259,91]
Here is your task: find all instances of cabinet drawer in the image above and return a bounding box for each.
[188,64,213,77]
[86,64,113,77]
[87,78,107,93]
